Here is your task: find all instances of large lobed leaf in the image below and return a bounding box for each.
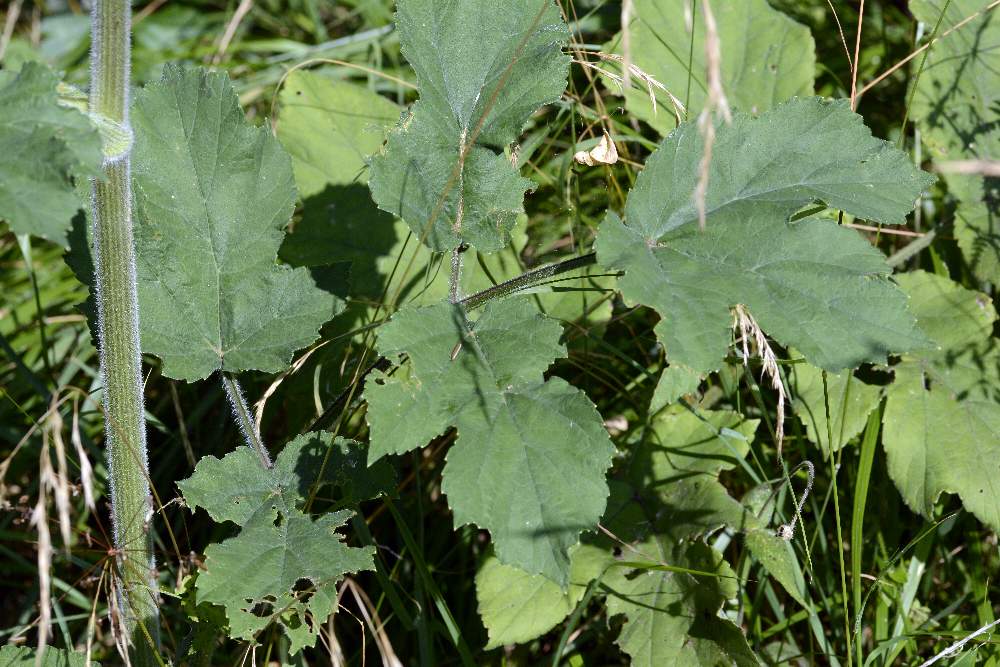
[606,0,814,133]
[368,0,569,252]
[364,296,615,584]
[179,433,388,653]
[130,66,342,381]
[911,0,999,284]
[596,97,933,375]
[0,62,101,245]
[883,271,1000,531]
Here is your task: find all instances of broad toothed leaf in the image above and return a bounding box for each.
[178,433,385,653]
[0,62,101,245]
[883,271,1000,530]
[368,0,569,252]
[596,97,932,374]
[130,65,342,381]
[364,297,615,584]
[606,0,814,133]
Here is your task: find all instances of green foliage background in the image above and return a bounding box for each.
[1,0,999,665]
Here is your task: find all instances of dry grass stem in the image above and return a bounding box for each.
[734,304,787,457]
[573,52,686,123]
[621,0,633,90]
[935,159,1000,176]
[694,0,731,230]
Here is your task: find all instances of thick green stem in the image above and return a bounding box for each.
[90,0,158,661]
[220,372,273,469]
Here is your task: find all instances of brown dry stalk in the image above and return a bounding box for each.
[694,0,731,230]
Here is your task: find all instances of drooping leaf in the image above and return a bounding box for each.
[606,0,814,134]
[0,646,100,667]
[179,433,385,653]
[883,271,1000,530]
[129,65,342,381]
[475,544,610,649]
[789,360,882,455]
[0,62,101,245]
[605,540,758,667]
[627,408,759,540]
[596,97,932,375]
[911,0,999,284]
[368,0,570,252]
[277,72,401,198]
[364,296,615,584]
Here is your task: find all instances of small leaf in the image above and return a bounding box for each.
[607,0,814,133]
[475,544,610,649]
[196,508,373,654]
[364,297,615,584]
[277,72,401,198]
[179,433,385,653]
[368,0,569,252]
[130,65,342,381]
[0,62,101,245]
[596,98,932,374]
[883,271,1000,530]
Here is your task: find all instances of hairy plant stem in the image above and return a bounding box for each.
[307,253,603,432]
[89,0,158,661]
[459,251,599,310]
[220,372,273,469]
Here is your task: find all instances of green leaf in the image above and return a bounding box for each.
[911,0,999,284]
[789,361,882,454]
[596,97,932,374]
[130,65,342,381]
[0,646,100,667]
[606,0,814,133]
[883,271,1000,530]
[196,507,372,654]
[605,541,758,667]
[364,297,615,584]
[0,62,101,245]
[179,433,384,653]
[475,544,610,649]
[649,362,702,412]
[597,411,762,664]
[628,408,759,540]
[277,72,401,198]
[744,529,809,608]
[368,0,569,252]
[178,432,393,523]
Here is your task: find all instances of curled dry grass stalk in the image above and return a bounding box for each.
[572,51,686,124]
[694,0,731,230]
[733,304,787,457]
